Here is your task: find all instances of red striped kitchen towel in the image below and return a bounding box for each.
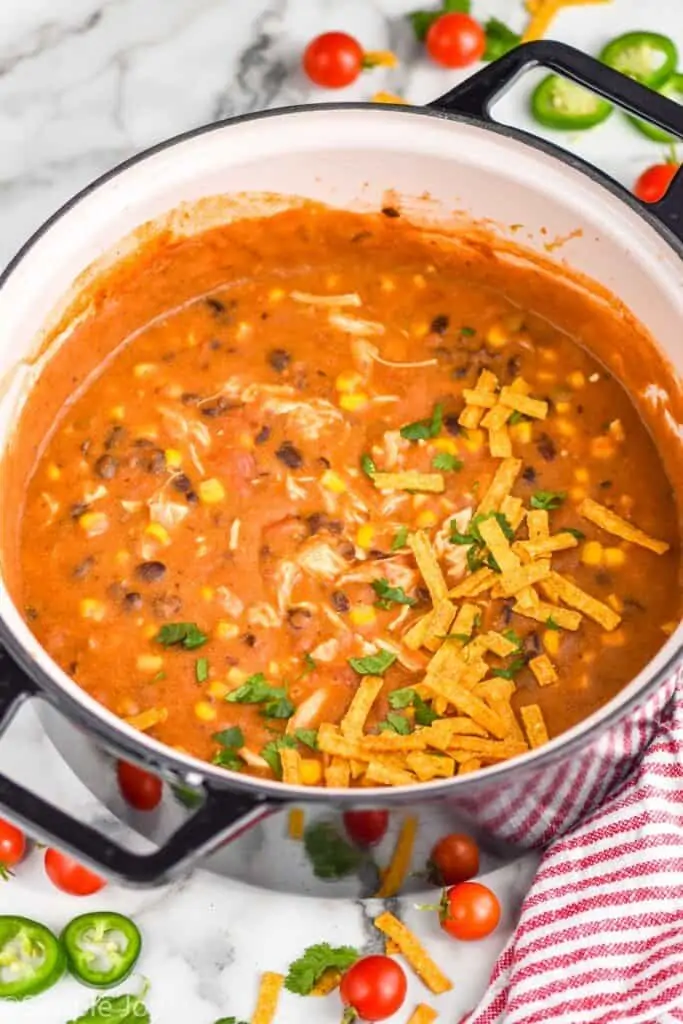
[466,677,683,1024]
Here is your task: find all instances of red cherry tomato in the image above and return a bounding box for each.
[0,818,26,878]
[340,955,407,1022]
[343,809,389,847]
[44,849,106,896]
[428,833,479,886]
[439,881,501,940]
[426,13,486,69]
[303,32,364,88]
[634,162,679,203]
[117,760,163,811]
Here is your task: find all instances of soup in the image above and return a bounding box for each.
[11,204,680,787]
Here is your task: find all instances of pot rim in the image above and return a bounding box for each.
[1,99,681,804]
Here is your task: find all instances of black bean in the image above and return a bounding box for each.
[338,540,355,560]
[444,414,462,437]
[94,454,118,480]
[318,456,331,470]
[522,466,537,483]
[205,296,226,315]
[501,601,514,626]
[430,314,449,335]
[536,433,556,462]
[73,556,95,580]
[123,592,143,612]
[135,561,167,583]
[623,596,645,614]
[381,206,400,218]
[451,365,470,380]
[242,632,257,647]
[133,437,155,448]
[208,338,222,351]
[506,355,522,379]
[331,591,350,613]
[415,586,431,605]
[186,490,199,505]
[181,392,201,405]
[368,548,390,560]
[287,607,312,630]
[70,502,90,520]
[172,473,192,494]
[276,441,303,469]
[104,425,125,450]
[255,425,271,445]
[599,479,613,490]
[523,632,541,656]
[307,513,324,535]
[200,396,235,418]
[145,449,166,475]
[594,571,613,587]
[268,349,291,373]
[152,594,183,619]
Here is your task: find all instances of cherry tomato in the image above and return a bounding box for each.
[303,32,364,89]
[44,849,106,897]
[439,881,501,940]
[428,833,479,886]
[340,955,407,1022]
[117,760,163,811]
[634,162,679,203]
[426,13,486,69]
[343,809,389,847]
[0,818,26,878]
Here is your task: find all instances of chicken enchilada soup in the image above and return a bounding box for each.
[11,204,681,787]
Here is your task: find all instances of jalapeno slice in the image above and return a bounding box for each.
[600,31,678,89]
[628,72,683,141]
[0,916,66,1000]
[531,75,613,130]
[61,912,142,989]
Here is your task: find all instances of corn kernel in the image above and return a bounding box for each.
[136,654,163,673]
[604,547,626,569]
[567,371,586,390]
[142,623,157,639]
[581,540,604,567]
[110,405,125,421]
[574,467,589,483]
[165,448,183,469]
[555,401,571,414]
[510,420,533,445]
[349,605,377,627]
[79,512,109,537]
[227,667,247,685]
[432,437,458,455]
[411,322,429,339]
[607,593,624,613]
[208,681,230,700]
[340,392,369,412]
[134,363,157,378]
[413,274,426,289]
[236,321,252,340]
[380,275,396,293]
[542,629,561,656]
[268,661,281,678]
[194,701,217,722]
[590,436,616,460]
[411,493,428,509]
[321,469,347,493]
[164,383,184,399]
[80,598,106,621]
[300,760,323,786]
[555,418,576,439]
[144,522,171,546]
[198,478,225,504]
[238,432,255,450]
[268,287,285,302]
[602,629,626,648]
[335,370,363,393]
[462,429,485,453]
[200,586,215,601]
[216,620,239,640]
[570,486,587,503]
[609,419,625,442]
[539,347,559,363]
[47,463,61,481]
[416,509,438,529]
[356,524,375,550]
[486,323,508,349]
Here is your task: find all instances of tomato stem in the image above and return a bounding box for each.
[0,863,13,882]
[342,1008,358,1024]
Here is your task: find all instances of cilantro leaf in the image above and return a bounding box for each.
[361,453,377,478]
[563,526,586,541]
[214,1018,249,1024]
[409,0,470,41]
[302,652,317,675]
[195,657,209,683]
[545,616,562,631]
[213,726,244,749]
[285,943,359,995]
[261,736,298,778]
[67,995,150,1024]
[227,673,278,704]
[348,650,397,676]
[156,621,208,650]
[391,526,409,551]
[261,695,295,719]
[432,452,464,472]
[414,693,439,725]
[492,655,528,680]
[372,578,417,609]
[483,16,521,61]
[400,402,443,442]
[460,325,476,337]
[530,490,566,511]
[294,728,318,750]
[508,409,527,426]
[378,712,412,735]
[388,686,417,709]
[503,628,522,648]
[212,726,246,771]
[304,821,361,879]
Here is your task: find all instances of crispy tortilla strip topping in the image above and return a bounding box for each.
[500,494,525,532]
[425,636,467,684]
[458,757,482,775]
[515,533,578,559]
[423,718,488,750]
[324,756,351,788]
[281,747,302,785]
[459,369,499,428]
[478,516,521,576]
[319,726,423,763]
[463,388,498,409]
[449,566,495,598]
[403,612,434,652]
[406,751,456,781]
[515,584,540,611]
[441,735,528,759]
[495,560,551,597]
[527,508,550,541]
[341,675,384,738]
[513,597,582,631]
[288,807,305,839]
[252,972,284,1024]
[529,653,558,687]
[498,386,548,420]
[489,423,513,458]
[376,815,418,897]
[124,706,168,732]
[407,1005,438,1024]
[374,912,453,994]
[385,938,401,955]
[452,602,482,636]
[542,570,621,631]
[408,530,449,603]
[349,759,367,780]
[475,678,525,742]
[366,761,417,786]
[520,703,550,748]
[311,969,343,996]
[423,600,457,653]
[425,679,508,739]
[361,731,427,752]
[579,498,670,555]
[481,403,512,431]
[374,472,445,494]
[477,457,523,515]
[470,630,519,658]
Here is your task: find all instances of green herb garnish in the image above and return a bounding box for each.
[400,402,443,442]
[372,578,417,610]
[483,17,521,61]
[261,736,298,778]
[414,693,439,725]
[195,657,209,683]
[545,616,562,631]
[294,728,318,750]
[460,325,476,337]
[212,726,246,771]
[348,650,397,676]
[378,712,412,735]
[391,526,409,551]
[438,632,472,643]
[303,821,361,879]
[530,490,566,511]
[302,652,317,675]
[361,453,377,478]
[285,943,359,995]
[226,673,275,703]
[508,410,527,426]
[503,628,523,648]
[151,670,166,683]
[563,527,586,541]
[492,655,528,680]
[388,687,416,709]
[432,452,464,472]
[156,621,208,650]
[388,687,438,725]
[262,695,295,719]
[408,0,470,41]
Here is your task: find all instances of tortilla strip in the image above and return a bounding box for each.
[458,757,482,775]
[385,938,401,955]
[124,706,168,732]
[324,756,351,788]
[477,457,522,515]
[443,735,528,759]
[529,653,558,687]
[463,388,498,408]
[527,508,550,541]
[341,675,384,738]
[365,761,417,786]
[311,969,343,996]
[451,601,481,637]
[281,747,302,785]
[409,531,449,602]
[425,642,467,686]
[500,494,525,532]
[376,815,418,897]
[424,600,457,653]
[349,759,367,780]
[512,597,582,631]
[579,497,670,555]
[423,718,488,749]
[374,912,453,994]
[406,751,455,781]
[448,567,495,598]
[472,630,519,658]
[459,369,499,428]
[481,403,512,431]
[407,1005,439,1024]
[478,516,521,575]
[361,731,429,752]
[515,533,578,559]
[520,703,550,748]
[374,471,445,494]
[252,972,285,1024]
[403,612,434,651]
[494,560,551,597]
[473,678,525,741]
[498,386,548,419]
[288,807,304,839]
[515,584,540,610]
[489,423,513,458]
[541,570,621,631]
[424,679,508,738]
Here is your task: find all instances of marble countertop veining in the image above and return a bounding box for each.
[2,0,683,1021]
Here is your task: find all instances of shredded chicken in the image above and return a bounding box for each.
[382,429,410,470]
[286,688,330,733]
[388,604,413,633]
[340,556,416,592]
[188,442,205,476]
[310,638,340,662]
[40,493,60,523]
[120,500,143,514]
[434,506,473,581]
[82,484,108,504]
[261,396,346,441]
[329,312,385,336]
[274,560,302,616]
[290,291,361,307]
[247,602,281,628]
[297,541,349,582]
[191,421,211,448]
[240,748,270,769]
[286,475,309,501]
[379,493,410,518]
[351,339,437,371]
[216,586,244,619]
[229,519,241,552]
[321,605,351,634]
[350,338,378,376]
[375,638,424,673]
[148,499,189,529]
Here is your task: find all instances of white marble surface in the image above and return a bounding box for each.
[1,0,683,1020]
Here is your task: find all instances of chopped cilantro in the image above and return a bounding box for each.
[348,650,397,676]
[391,525,409,551]
[414,693,439,725]
[492,655,528,680]
[372,578,417,610]
[530,490,566,511]
[303,821,361,879]
[151,670,166,683]
[360,453,377,478]
[302,652,317,674]
[294,728,318,750]
[502,628,522,648]
[285,943,359,995]
[261,736,298,778]
[400,402,443,442]
[195,657,209,684]
[378,712,412,735]
[262,695,295,719]
[226,673,275,703]
[563,526,586,541]
[388,687,416,709]
[508,410,527,426]
[546,616,562,631]
[483,16,521,61]
[460,325,476,337]
[388,687,438,725]
[432,452,464,472]
[212,726,245,771]
[409,0,470,41]
[156,621,208,650]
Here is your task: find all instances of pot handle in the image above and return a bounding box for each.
[0,651,275,885]
[428,40,683,241]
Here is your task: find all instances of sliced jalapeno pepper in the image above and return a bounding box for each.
[531,75,613,131]
[600,31,678,89]
[628,72,683,141]
[0,915,66,1000]
[61,912,142,989]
